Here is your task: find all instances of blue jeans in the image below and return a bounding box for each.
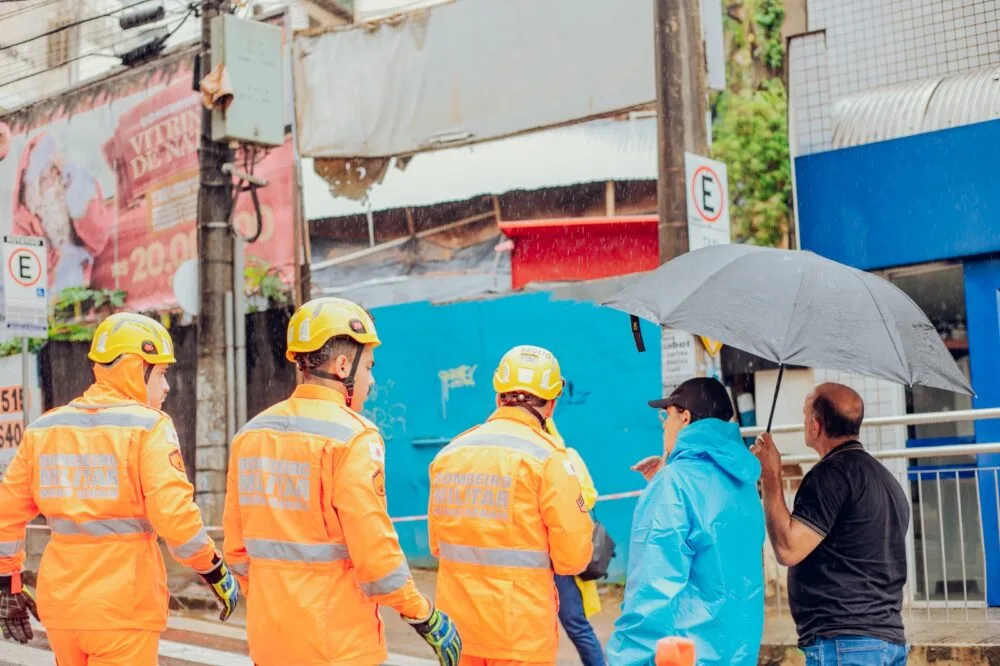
[803,636,908,666]
[554,575,606,666]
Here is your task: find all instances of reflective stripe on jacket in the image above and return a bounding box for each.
[223,383,429,666]
[0,355,217,631]
[428,407,594,662]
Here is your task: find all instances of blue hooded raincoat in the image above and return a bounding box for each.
[607,419,765,666]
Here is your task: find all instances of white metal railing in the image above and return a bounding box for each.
[739,406,1000,437]
[769,459,1000,625]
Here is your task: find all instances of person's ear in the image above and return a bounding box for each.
[680,409,692,426]
[331,354,350,379]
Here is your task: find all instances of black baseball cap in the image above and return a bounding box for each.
[648,377,735,422]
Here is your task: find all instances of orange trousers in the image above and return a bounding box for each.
[48,629,159,666]
[460,656,555,666]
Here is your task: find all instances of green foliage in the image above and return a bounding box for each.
[244,258,291,312]
[712,80,791,246]
[713,0,791,247]
[753,0,785,73]
[0,286,129,359]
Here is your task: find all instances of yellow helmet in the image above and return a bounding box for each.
[285,297,380,362]
[89,313,176,365]
[492,345,564,401]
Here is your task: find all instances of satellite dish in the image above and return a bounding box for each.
[172,259,200,315]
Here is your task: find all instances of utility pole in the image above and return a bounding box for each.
[654,0,708,263]
[195,0,233,524]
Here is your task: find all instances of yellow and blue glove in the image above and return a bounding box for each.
[404,607,461,666]
[0,574,38,644]
[200,556,240,622]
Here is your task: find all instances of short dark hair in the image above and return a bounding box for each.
[498,391,548,408]
[811,394,863,438]
[295,336,362,374]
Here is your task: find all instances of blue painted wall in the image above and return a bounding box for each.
[796,119,1000,270]
[964,258,1000,606]
[362,292,663,581]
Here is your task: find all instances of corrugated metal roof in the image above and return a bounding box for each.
[831,65,1000,148]
[302,115,657,220]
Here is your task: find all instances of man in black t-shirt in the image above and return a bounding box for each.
[753,383,909,666]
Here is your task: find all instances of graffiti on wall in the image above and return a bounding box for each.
[438,364,477,420]
[365,378,408,439]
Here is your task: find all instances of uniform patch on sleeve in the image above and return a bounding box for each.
[369,440,385,463]
[563,460,577,476]
[576,494,587,512]
[372,468,386,497]
[169,450,185,473]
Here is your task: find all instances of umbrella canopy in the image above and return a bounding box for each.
[602,244,973,398]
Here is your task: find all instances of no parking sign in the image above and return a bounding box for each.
[2,236,48,338]
[684,153,731,250]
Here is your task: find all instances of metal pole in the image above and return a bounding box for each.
[195,0,235,524]
[224,291,235,443]
[20,338,28,431]
[234,236,247,428]
[654,0,708,264]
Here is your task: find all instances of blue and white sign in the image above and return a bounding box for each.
[2,235,48,338]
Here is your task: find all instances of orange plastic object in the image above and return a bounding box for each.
[655,637,696,666]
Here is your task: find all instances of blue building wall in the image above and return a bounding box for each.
[795,123,1000,604]
[964,258,1000,606]
[796,119,1000,270]
[363,292,663,580]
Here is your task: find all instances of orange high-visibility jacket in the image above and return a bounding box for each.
[428,407,594,663]
[0,356,218,632]
[223,384,430,666]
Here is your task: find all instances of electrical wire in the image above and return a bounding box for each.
[0,0,65,23]
[1,0,156,51]
[0,9,195,90]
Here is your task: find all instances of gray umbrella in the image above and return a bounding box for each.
[601,244,973,429]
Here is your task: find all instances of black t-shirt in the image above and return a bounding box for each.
[787,441,910,647]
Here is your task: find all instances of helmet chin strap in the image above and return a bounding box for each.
[521,403,548,429]
[307,348,364,408]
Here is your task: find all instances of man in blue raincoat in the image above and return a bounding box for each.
[608,377,765,666]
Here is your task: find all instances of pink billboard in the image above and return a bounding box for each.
[0,50,296,312]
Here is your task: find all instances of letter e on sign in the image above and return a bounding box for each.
[9,249,41,288]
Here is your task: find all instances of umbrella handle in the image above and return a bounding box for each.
[765,364,785,433]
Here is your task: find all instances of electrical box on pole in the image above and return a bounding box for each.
[209,14,285,146]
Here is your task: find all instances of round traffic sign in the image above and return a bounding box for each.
[691,165,725,223]
[7,248,42,288]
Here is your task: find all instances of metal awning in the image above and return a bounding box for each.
[831,65,1000,148]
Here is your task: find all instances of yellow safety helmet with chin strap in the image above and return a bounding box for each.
[492,344,565,401]
[89,313,176,366]
[286,297,380,406]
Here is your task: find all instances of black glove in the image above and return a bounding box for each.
[0,574,38,645]
[199,556,240,622]
[404,606,462,666]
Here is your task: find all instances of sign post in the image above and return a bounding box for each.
[681,154,731,378]
[2,235,48,439]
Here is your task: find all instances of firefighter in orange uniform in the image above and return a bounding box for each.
[428,345,595,666]
[0,313,239,665]
[223,297,461,666]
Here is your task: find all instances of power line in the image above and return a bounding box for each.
[0,0,156,51]
[0,0,64,23]
[0,10,194,90]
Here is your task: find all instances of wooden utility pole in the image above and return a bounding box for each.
[654,0,709,263]
[195,0,234,523]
